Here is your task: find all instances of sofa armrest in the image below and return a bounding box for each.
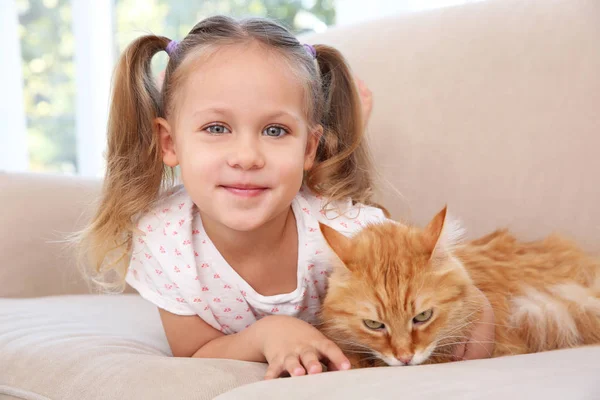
[0,171,101,297]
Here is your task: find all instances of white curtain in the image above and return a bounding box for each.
[1,0,28,173]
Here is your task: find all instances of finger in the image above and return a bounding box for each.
[463,338,494,360]
[264,362,285,380]
[284,354,306,377]
[299,350,323,375]
[451,342,466,361]
[326,360,339,371]
[317,340,351,371]
[354,76,368,93]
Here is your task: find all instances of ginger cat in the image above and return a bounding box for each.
[319,207,600,368]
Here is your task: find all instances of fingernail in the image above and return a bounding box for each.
[341,362,351,370]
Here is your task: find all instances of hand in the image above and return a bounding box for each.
[354,75,373,128]
[156,70,166,90]
[257,315,351,379]
[452,289,496,361]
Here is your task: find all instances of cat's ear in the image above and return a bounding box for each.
[319,222,352,264]
[424,206,464,260]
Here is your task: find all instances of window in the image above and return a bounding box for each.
[4,0,482,176]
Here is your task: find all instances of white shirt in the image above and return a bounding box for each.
[125,185,386,334]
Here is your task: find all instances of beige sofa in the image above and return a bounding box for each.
[2,0,599,398]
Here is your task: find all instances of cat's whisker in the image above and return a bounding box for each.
[322,336,371,346]
[440,318,476,336]
[470,321,517,329]
[435,336,470,343]
[434,341,471,348]
[341,348,374,353]
[323,337,374,352]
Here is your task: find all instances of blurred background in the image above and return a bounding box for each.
[1,0,483,177]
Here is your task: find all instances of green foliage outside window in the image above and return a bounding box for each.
[17,0,335,174]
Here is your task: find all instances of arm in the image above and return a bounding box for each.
[159,309,350,379]
[159,308,264,361]
[355,75,373,128]
[158,309,239,356]
[452,289,496,360]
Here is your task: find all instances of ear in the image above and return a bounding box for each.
[319,222,352,265]
[424,206,464,261]
[157,117,178,167]
[304,125,323,171]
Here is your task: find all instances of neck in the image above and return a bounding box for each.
[199,206,296,261]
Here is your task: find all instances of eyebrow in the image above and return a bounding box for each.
[193,107,302,123]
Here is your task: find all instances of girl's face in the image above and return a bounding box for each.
[159,43,321,233]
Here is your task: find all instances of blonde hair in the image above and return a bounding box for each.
[77,15,378,291]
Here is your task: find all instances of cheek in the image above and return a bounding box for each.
[177,146,221,198]
[270,148,306,179]
[178,142,218,175]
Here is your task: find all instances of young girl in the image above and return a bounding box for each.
[80,15,494,379]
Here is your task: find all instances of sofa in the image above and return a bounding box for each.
[2,0,599,398]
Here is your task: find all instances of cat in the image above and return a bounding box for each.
[318,207,600,368]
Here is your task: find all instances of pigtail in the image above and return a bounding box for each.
[305,45,376,208]
[76,35,173,290]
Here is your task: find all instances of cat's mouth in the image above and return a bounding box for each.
[377,343,437,366]
[375,352,419,366]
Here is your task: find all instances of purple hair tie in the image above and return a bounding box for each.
[166,40,179,56]
[303,44,317,59]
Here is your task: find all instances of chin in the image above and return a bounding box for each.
[219,215,268,232]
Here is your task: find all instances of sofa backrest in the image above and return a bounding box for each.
[304,0,600,252]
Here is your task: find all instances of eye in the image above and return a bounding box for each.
[263,125,288,137]
[204,124,231,135]
[413,309,433,324]
[363,319,385,330]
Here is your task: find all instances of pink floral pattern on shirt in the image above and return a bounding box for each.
[126,185,387,334]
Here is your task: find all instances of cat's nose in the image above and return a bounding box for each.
[397,355,413,365]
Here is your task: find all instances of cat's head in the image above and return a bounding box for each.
[319,207,482,366]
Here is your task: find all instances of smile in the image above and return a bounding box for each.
[220,185,268,198]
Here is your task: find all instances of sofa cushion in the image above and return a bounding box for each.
[215,346,600,400]
[2,294,599,400]
[0,295,266,400]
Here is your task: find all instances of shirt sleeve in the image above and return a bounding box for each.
[125,230,196,316]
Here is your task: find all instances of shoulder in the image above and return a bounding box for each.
[295,186,388,236]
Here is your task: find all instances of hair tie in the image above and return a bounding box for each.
[166,40,179,56]
[303,44,317,59]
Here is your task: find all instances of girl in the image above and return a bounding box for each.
[80,15,494,379]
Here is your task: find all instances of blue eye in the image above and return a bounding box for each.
[263,125,288,137]
[205,124,231,135]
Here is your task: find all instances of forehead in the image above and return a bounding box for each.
[178,43,306,116]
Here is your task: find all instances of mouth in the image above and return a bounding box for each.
[219,184,269,198]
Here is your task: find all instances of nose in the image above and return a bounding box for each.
[227,135,265,170]
[397,354,413,365]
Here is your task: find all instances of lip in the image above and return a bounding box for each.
[220,184,269,198]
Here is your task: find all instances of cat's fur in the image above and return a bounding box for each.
[319,207,600,368]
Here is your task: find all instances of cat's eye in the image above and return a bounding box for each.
[363,319,385,330]
[413,309,433,324]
